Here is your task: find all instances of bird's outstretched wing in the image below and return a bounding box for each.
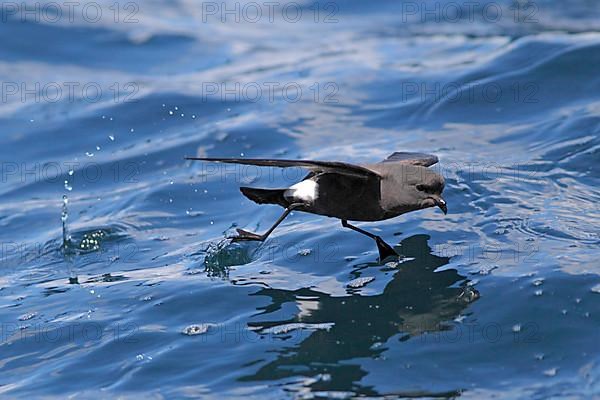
[382,152,439,167]
[185,157,381,179]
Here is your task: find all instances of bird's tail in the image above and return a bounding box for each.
[240,187,288,207]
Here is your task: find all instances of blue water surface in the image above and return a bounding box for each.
[0,0,599,398]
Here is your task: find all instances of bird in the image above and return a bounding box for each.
[185,152,447,260]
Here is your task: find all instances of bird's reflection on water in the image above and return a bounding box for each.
[236,234,479,395]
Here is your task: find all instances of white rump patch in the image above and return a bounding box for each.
[285,179,318,202]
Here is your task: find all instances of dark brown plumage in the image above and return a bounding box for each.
[186,152,447,260]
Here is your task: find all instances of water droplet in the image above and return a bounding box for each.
[64,180,72,191]
[297,248,312,256]
[169,110,174,115]
[192,114,196,119]
[68,170,74,176]
[19,312,37,321]
[108,135,115,141]
[174,106,179,111]
[85,152,94,157]
[543,368,558,377]
[512,324,521,333]
[96,145,100,151]
[130,128,135,133]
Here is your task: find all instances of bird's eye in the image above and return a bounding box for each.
[416,184,426,192]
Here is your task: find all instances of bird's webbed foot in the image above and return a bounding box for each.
[231,228,264,242]
[375,236,397,261]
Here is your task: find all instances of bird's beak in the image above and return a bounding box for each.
[433,196,447,215]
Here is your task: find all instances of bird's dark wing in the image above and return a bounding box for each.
[382,152,439,167]
[185,157,381,179]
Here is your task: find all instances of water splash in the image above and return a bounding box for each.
[201,238,255,278]
[259,322,335,335]
[182,323,214,336]
[77,230,106,252]
[61,194,77,283]
[347,276,375,288]
[61,195,71,249]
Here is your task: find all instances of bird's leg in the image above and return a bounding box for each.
[233,203,302,242]
[341,220,397,260]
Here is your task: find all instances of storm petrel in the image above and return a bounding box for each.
[186,152,447,260]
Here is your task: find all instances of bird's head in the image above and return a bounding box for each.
[414,172,447,215]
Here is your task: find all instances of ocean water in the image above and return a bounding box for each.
[1,0,599,398]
